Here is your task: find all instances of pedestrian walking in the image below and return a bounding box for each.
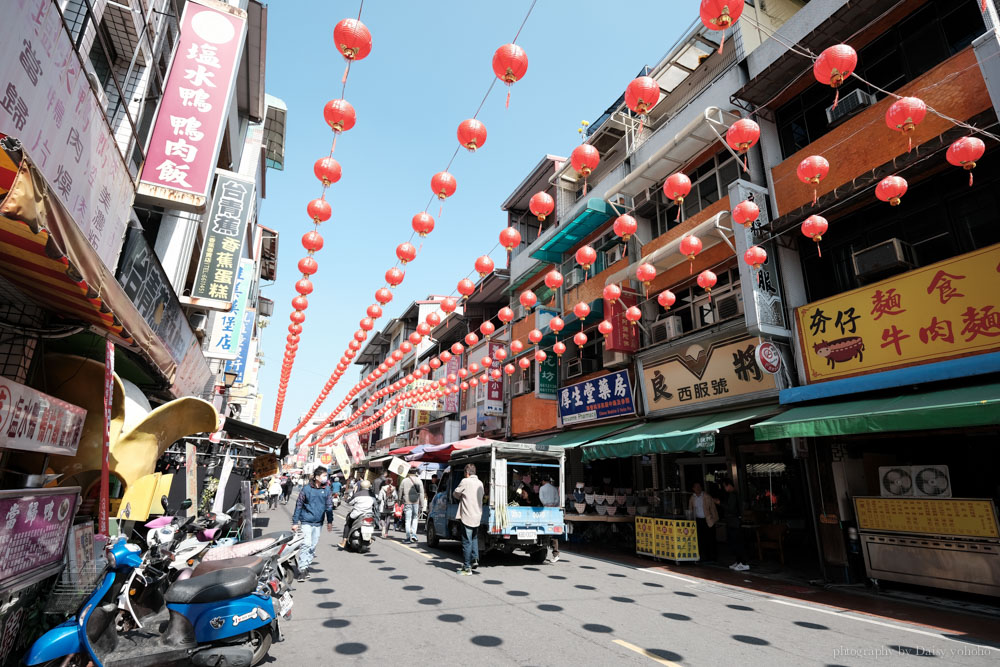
[453,463,484,575]
[723,478,749,571]
[372,471,387,497]
[689,481,719,563]
[291,466,334,581]
[280,475,293,504]
[377,479,396,538]
[539,476,561,563]
[267,476,282,510]
[399,469,425,544]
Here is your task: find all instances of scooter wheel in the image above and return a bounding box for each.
[249,627,273,666]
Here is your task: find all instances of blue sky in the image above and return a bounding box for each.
[261,1,700,432]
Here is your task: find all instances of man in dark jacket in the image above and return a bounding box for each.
[723,478,749,572]
[291,466,334,580]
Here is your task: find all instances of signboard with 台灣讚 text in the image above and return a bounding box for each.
[557,370,635,426]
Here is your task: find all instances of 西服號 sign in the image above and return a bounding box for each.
[796,243,1000,384]
[191,170,255,308]
[0,378,86,456]
[558,369,635,426]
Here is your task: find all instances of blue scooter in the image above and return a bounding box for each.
[25,532,279,666]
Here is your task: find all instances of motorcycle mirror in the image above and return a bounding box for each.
[161,495,170,512]
[180,498,193,510]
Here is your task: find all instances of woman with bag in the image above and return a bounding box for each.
[378,478,396,538]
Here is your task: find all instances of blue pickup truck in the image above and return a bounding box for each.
[426,441,565,564]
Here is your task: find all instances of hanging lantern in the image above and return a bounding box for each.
[440,350,453,362]
[307,198,331,223]
[732,200,760,228]
[498,306,515,323]
[518,357,531,370]
[528,329,543,344]
[465,332,479,347]
[573,331,588,347]
[529,192,555,221]
[571,144,600,194]
[408,332,422,345]
[545,270,564,290]
[469,362,480,374]
[875,175,908,206]
[298,256,318,276]
[603,283,622,303]
[431,171,457,200]
[550,317,565,333]
[504,363,517,376]
[457,278,476,298]
[625,306,642,324]
[575,246,597,271]
[291,295,308,311]
[302,230,324,252]
[573,302,591,320]
[333,18,372,60]
[535,349,547,363]
[359,317,375,331]
[492,43,529,108]
[430,358,442,369]
[500,227,522,252]
[469,378,479,388]
[801,215,829,257]
[664,173,692,221]
[625,76,660,115]
[375,287,393,305]
[480,321,496,337]
[679,234,703,274]
[797,155,830,205]
[519,290,537,310]
[396,242,417,264]
[510,340,525,354]
[657,290,676,310]
[697,270,718,302]
[553,341,567,357]
[367,304,383,318]
[494,347,508,361]
[426,311,442,327]
[441,297,459,314]
[290,310,306,324]
[613,214,638,242]
[458,119,487,151]
[289,323,303,335]
[598,320,614,336]
[726,119,760,172]
[699,0,744,54]
[635,262,657,295]
[947,137,986,186]
[475,255,495,278]
[412,212,435,237]
[385,267,404,287]
[813,44,857,109]
[295,278,314,295]
[416,322,432,336]
[491,368,502,381]
[323,99,356,133]
[885,97,926,152]
[743,245,767,271]
[313,157,342,186]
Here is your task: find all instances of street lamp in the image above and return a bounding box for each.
[223,369,238,388]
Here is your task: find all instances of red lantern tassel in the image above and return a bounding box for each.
[707,291,712,304]
[812,188,818,206]
[583,177,589,196]
[689,260,693,276]
[742,154,749,173]
[506,87,511,110]
[832,89,840,110]
[817,242,823,258]
[718,30,725,55]
[970,171,974,187]
[341,61,351,85]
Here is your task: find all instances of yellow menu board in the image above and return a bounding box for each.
[854,497,999,539]
[636,516,700,561]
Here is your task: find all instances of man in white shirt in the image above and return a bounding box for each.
[539,477,562,563]
[688,481,719,562]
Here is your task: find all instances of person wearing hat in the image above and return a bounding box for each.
[340,478,376,549]
[399,469,425,544]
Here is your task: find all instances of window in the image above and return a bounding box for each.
[562,325,603,381]
[647,265,742,344]
[775,0,983,158]
[514,361,534,395]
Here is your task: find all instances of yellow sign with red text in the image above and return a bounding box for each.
[796,243,1000,383]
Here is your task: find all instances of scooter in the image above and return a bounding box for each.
[332,493,341,510]
[344,510,376,553]
[26,535,281,666]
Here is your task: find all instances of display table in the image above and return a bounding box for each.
[635,515,699,562]
[565,514,635,523]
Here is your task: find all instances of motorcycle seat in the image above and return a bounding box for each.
[191,556,266,578]
[202,536,277,561]
[261,531,293,545]
[165,567,257,604]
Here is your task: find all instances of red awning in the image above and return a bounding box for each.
[387,445,418,456]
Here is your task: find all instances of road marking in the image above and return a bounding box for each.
[383,538,432,559]
[613,639,682,666]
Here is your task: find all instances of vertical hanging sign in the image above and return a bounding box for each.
[185,441,198,518]
[189,171,255,308]
[98,338,115,537]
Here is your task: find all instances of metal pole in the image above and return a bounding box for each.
[800,438,828,582]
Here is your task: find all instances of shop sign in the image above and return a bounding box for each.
[0,378,86,456]
[407,379,440,412]
[536,353,558,399]
[603,292,640,353]
[225,308,255,384]
[459,408,476,437]
[755,341,781,375]
[251,454,279,479]
[170,333,213,399]
[416,410,431,426]
[319,450,332,465]
[0,487,78,589]
[854,496,999,539]
[0,1,135,269]
[443,355,461,413]
[0,577,50,666]
[484,341,504,413]
[332,443,351,477]
[190,171,256,308]
[558,369,635,426]
[640,334,776,415]
[206,258,255,360]
[296,444,309,464]
[137,1,248,211]
[696,432,715,451]
[796,243,1000,384]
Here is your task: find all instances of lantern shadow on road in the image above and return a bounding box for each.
[727,604,753,611]
[733,635,770,646]
[662,613,691,621]
[322,619,350,629]
[471,635,503,647]
[583,624,614,633]
[317,601,341,609]
[334,642,368,655]
[438,614,464,623]
[794,621,829,630]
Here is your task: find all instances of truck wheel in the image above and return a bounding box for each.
[426,520,439,547]
[529,547,548,564]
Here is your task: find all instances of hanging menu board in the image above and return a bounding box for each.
[854,497,1000,539]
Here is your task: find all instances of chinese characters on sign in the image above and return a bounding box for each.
[484,341,505,415]
[137,1,247,209]
[536,353,558,399]
[0,488,78,588]
[604,292,640,353]
[558,369,635,426]
[796,243,1000,383]
[640,335,777,415]
[206,258,255,360]
[0,0,135,268]
[191,171,255,306]
[854,497,999,539]
[224,308,255,385]
[0,378,86,456]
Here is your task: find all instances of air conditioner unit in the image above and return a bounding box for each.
[715,292,743,320]
[566,358,583,377]
[912,465,952,498]
[632,188,652,209]
[564,268,584,290]
[851,238,916,282]
[650,315,683,344]
[603,349,631,368]
[513,379,529,395]
[826,89,876,125]
[878,466,914,497]
[605,245,625,266]
[189,311,208,334]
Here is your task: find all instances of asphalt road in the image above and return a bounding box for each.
[261,501,998,666]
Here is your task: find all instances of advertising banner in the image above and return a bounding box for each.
[0,377,86,455]
[0,487,78,589]
[190,171,255,308]
[604,292,640,353]
[558,369,635,426]
[225,308,255,384]
[344,433,363,464]
[137,0,248,211]
[206,258,254,360]
[332,443,351,477]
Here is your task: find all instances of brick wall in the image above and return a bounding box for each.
[510,392,557,436]
[771,48,991,214]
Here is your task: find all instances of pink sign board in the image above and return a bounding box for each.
[138,0,247,208]
[0,488,78,588]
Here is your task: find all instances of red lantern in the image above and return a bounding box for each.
[527,329,543,345]
[408,332,422,345]
[465,332,479,347]
[441,297,459,314]
[635,263,657,292]
[416,322,432,336]
[573,331,588,347]
[313,157,342,186]
[451,342,465,355]
[333,18,372,60]
[396,242,417,264]
[298,256,318,275]
[491,369,502,381]
[625,76,660,115]
[625,306,642,323]
[732,200,760,228]
[886,97,926,152]
[813,44,857,108]
[458,119,487,151]
[657,290,676,310]
[947,137,986,186]
[360,317,375,331]
[535,349,547,363]
[679,234,702,274]
[426,311,442,327]
[697,270,718,302]
[412,212,435,237]
[493,43,529,107]
[726,119,760,171]
[480,321,496,337]
[295,278,314,295]
[385,267,404,287]
[494,347,508,361]
[550,317,565,333]
[469,378,479,388]
[367,304,383,318]
[290,310,306,324]
[575,246,597,271]
[469,362,480,374]
[323,99,356,133]
[307,198,331,223]
[440,351,453,362]
[519,290,537,310]
[375,287,393,304]
[664,173,692,221]
[504,363,517,376]
[302,230,324,252]
[603,284,622,303]
[289,323,303,334]
[573,302,591,320]
[458,278,476,298]
[875,175,908,206]
[797,155,830,205]
[571,144,600,194]
[613,214,637,242]
[699,0,744,53]
[743,245,767,271]
[498,306,515,323]
[801,214,829,257]
[475,255,495,277]
[545,270,564,290]
[510,340,525,354]
[598,320,613,336]
[500,227,522,252]
[431,171,457,200]
[553,341,567,356]
[529,192,555,221]
[518,357,531,370]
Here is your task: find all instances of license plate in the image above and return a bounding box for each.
[361,526,374,539]
[516,529,537,541]
[278,592,293,617]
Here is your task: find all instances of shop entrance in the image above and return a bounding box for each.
[676,456,728,498]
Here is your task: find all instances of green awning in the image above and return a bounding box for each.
[582,407,770,462]
[530,198,613,263]
[753,383,1000,440]
[536,420,641,450]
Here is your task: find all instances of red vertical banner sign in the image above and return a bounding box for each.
[98,338,115,537]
